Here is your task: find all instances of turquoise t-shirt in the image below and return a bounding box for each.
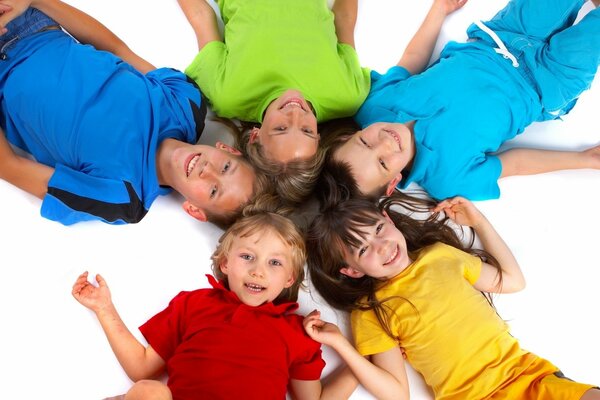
[355,41,543,201]
[185,0,370,123]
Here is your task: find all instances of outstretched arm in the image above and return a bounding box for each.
[332,0,357,48]
[0,0,155,73]
[177,0,221,50]
[72,272,166,382]
[303,311,409,400]
[434,197,525,293]
[499,145,600,178]
[0,127,53,199]
[289,365,357,400]
[397,0,467,74]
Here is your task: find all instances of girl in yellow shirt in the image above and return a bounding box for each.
[303,194,599,400]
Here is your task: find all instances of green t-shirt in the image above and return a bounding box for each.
[185,0,371,123]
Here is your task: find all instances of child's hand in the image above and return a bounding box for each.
[433,196,485,228]
[72,271,113,314]
[0,0,32,32]
[433,0,468,16]
[303,310,344,347]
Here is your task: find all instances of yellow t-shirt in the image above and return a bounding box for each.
[185,0,370,123]
[352,242,556,399]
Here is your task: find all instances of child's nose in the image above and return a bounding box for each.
[249,264,266,277]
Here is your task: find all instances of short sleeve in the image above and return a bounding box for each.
[146,67,207,143]
[436,243,483,285]
[287,315,326,380]
[420,152,503,201]
[351,308,398,356]
[355,66,411,128]
[184,41,227,108]
[139,291,191,363]
[41,164,150,225]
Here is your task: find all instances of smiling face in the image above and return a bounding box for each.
[340,212,413,281]
[220,229,296,307]
[158,140,256,221]
[333,122,415,196]
[252,89,319,164]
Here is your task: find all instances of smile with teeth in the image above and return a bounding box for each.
[245,283,265,293]
[186,154,201,177]
[280,99,305,111]
[383,129,402,150]
[384,244,399,265]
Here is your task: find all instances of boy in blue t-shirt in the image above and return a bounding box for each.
[326,0,600,201]
[0,1,265,227]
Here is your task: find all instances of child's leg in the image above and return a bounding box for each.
[124,380,172,400]
[483,0,584,40]
[534,6,600,114]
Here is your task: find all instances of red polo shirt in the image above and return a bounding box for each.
[140,275,325,399]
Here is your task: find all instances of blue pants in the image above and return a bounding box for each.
[0,8,57,58]
[469,0,600,116]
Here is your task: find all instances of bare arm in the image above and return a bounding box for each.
[0,127,53,199]
[72,272,166,381]
[304,311,409,400]
[332,0,357,47]
[397,0,467,74]
[499,145,600,178]
[434,197,525,293]
[289,365,358,400]
[31,0,155,73]
[177,0,221,50]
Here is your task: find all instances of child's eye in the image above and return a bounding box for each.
[302,128,314,134]
[379,159,388,170]
[241,254,253,261]
[276,126,287,131]
[360,137,370,148]
[358,246,367,257]
[222,161,231,174]
[210,186,218,199]
[376,223,384,234]
[269,259,282,266]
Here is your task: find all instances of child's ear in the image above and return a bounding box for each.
[182,200,207,222]
[385,173,402,196]
[249,127,260,144]
[219,258,229,275]
[216,141,242,156]
[339,266,365,278]
[284,274,295,288]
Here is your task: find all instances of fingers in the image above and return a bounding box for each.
[95,273,108,287]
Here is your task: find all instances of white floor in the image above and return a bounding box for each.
[0,1,598,399]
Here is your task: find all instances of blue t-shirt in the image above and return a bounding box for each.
[355,40,542,200]
[0,30,206,225]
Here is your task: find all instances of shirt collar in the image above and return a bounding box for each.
[205,274,299,316]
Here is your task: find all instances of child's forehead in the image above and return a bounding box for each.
[236,226,290,247]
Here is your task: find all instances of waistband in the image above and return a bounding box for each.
[1,8,59,58]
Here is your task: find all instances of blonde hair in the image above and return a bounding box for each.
[245,141,326,204]
[211,211,307,303]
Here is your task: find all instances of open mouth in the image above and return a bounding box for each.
[383,129,402,150]
[383,244,400,266]
[186,154,201,177]
[245,283,266,293]
[280,98,306,111]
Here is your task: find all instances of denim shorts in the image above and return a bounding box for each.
[1,8,58,55]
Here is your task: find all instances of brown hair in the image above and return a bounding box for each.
[217,118,325,205]
[306,193,500,338]
[211,209,306,304]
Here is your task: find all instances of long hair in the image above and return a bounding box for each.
[221,118,326,205]
[306,193,500,338]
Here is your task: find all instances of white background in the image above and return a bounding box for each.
[0,0,598,399]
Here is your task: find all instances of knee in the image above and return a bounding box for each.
[125,380,172,400]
